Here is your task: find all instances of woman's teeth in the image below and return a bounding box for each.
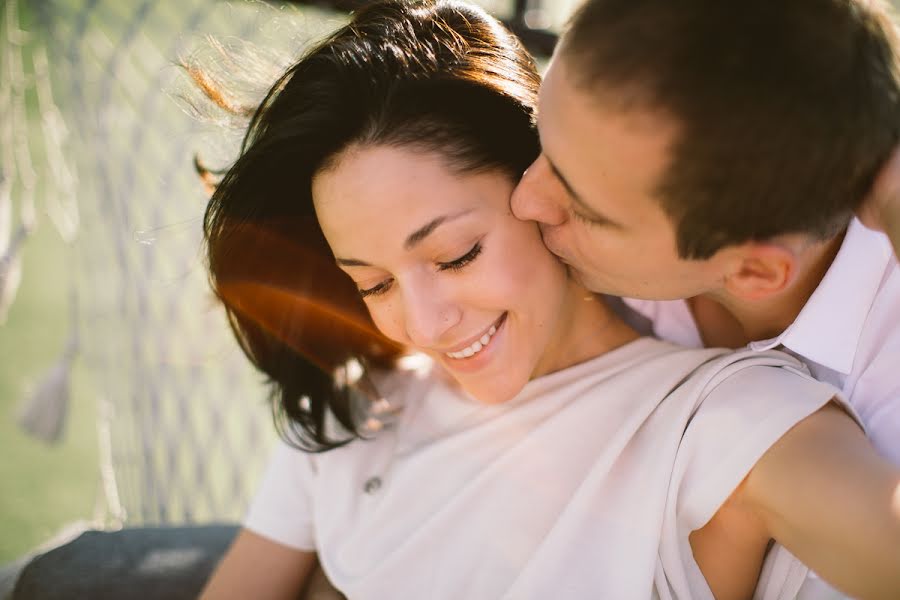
[446,324,498,360]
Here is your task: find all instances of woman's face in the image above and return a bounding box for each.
[312,145,580,404]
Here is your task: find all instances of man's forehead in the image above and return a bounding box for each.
[539,48,608,115]
[542,46,677,128]
[538,54,570,116]
[542,68,679,156]
[538,71,681,221]
[536,58,580,158]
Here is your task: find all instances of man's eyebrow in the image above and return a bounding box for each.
[335,209,474,266]
[546,156,584,204]
[545,156,611,222]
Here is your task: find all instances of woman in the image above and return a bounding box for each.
[194,1,900,598]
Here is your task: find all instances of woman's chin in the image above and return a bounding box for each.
[458,381,521,405]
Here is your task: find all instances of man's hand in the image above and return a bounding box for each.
[858,146,900,261]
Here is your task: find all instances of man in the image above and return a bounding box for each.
[512,0,900,469]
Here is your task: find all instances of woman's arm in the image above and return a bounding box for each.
[743,403,900,600]
[200,528,317,600]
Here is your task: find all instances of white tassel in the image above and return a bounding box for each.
[0,247,22,325]
[18,334,78,443]
[0,222,28,324]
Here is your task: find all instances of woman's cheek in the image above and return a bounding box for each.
[511,232,564,286]
[368,300,405,345]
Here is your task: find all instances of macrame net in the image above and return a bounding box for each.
[1,0,350,527]
[2,0,576,528]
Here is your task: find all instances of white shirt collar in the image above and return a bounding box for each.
[748,219,894,374]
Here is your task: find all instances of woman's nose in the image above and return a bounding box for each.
[401,280,462,349]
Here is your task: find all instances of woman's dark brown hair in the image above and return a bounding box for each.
[193,0,541,450]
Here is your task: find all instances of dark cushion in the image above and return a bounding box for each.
[12,524,238,600]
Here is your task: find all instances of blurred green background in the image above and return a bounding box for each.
[0,219,98,562]
[0,0,581,565]
[1,2,98,563]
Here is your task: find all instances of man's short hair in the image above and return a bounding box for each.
[563,0,900,259]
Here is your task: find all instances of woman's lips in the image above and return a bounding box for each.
[445,315,504,359]
[440,313,507,372]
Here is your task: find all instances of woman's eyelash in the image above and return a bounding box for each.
[438,243,483,272]
[358,279,393,298]
[357,242,482,298]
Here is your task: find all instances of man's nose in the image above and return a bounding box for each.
[511,154,569,227]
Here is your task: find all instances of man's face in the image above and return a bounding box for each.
[511,54,728,300]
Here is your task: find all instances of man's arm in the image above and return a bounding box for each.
[858,146,900,261]
[200,528,317,600]
[743,403,900,600]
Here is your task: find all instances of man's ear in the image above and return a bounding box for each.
[723,243,796,300]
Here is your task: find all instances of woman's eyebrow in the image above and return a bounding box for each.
[336,208,475,267]
[403,209,473,250]
[336,257,371,267]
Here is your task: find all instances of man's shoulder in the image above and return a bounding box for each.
[790,223,899,371]
[616,296,705,348]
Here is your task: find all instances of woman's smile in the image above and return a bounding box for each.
[314,145,609,404]
[444,313,505,359]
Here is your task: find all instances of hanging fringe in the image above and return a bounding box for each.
[0,223,27,324]
[17,328,79,443]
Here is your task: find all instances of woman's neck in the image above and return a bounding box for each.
[532,280,641,378]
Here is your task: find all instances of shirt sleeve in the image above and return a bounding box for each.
[851,348,900,466]
[663,354,861,600]
[676,359,857,530]
[243,439,317,551]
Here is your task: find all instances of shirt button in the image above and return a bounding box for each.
[363,476,382,494]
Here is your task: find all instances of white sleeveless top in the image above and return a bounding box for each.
[246,338,851,599]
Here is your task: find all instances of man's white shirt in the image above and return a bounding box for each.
[624,219,900,465]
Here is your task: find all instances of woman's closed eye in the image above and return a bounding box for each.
[358,279,393,298]
[357,243,483,299]
[437,242,482,272]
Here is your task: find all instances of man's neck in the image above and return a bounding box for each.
[691,232,846,348]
